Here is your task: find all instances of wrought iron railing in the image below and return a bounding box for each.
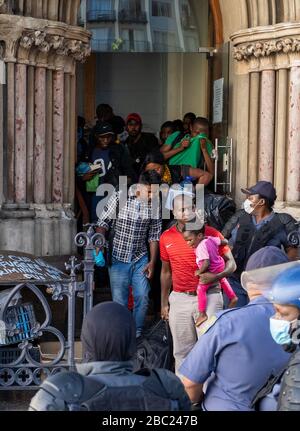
[118,9,148,23]
[87,9,116,22]
[0,225,105,389]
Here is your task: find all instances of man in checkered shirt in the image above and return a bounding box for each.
[97,171,162,337]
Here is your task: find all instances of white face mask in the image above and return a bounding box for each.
[243,199,254,214]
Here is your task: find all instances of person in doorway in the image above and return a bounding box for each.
[89,104,127,147]
[222,180,299,307]
[160,192,236,373]
[97,171,162,337]
[29,302,191,411]
[161,118,214,176]
[79,122,135,222]
[173,119,185,133]
[183,112,196,133]
[182,225,238,326]
[159,121,175,146]
[125,113,159,179]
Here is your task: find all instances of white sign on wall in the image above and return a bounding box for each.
[0,60,6,85]
[213,78,224,124]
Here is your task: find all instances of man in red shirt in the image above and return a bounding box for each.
[160,193,236,373]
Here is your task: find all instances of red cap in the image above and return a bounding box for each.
[126,113,142,125]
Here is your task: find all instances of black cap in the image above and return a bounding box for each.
[94,122,114,136]
[241,181,277,201]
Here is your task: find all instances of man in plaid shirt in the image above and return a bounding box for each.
[97,171,162,336]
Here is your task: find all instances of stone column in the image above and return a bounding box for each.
[27,65,34,203]
[286,66,300,201]
[232,66,250,200]
[48,0,59,21]
[52,68,64,204]
[15,63,27,203]
[258,69,275,182]
[63,73,70,203]
[248,71,260,185]
[34,66,46,203]
[69,73,76,205]
[0,73,3,206]
[45,68,53,203]
[274,68,288,201]
[6,62,15,202]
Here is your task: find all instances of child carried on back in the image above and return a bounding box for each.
[183,225,238,327]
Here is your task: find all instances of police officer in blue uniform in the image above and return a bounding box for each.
[179,246,292,411]
[222,181,298,307]
[252,263,300,410]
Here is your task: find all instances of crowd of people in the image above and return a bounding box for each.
[76,106,214,224]
[29,103,300,411]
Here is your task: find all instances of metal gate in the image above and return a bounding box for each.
[0,226,104,390]
[213,137,233,196]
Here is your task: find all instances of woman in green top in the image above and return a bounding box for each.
[160,118,214,175]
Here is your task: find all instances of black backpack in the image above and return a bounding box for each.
[134,320,174,372]
[204,192,237,231]
[29,367,190,411]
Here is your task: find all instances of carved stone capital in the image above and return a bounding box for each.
[233,37,300,61]
[4,38,18,62]
[231,22,300,69]
[19,30,91,63]
[0,14,91,63]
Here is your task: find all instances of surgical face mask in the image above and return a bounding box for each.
[243,199,255,214]
[269,317,297,345]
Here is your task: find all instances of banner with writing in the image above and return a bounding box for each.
[0,252,70,283]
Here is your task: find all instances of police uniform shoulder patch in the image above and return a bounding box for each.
[198,315,218,337]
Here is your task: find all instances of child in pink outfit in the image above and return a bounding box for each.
[183,226,238,327]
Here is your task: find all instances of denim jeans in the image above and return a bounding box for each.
[109,254,150,337]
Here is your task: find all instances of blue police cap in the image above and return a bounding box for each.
[241,181,277,202]
[246,246,289,271]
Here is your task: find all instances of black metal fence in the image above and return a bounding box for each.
[0,226,105,390]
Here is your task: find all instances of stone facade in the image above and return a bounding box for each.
[209,0,300,219]
[0,1,90,255]
[230,23,300,217]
